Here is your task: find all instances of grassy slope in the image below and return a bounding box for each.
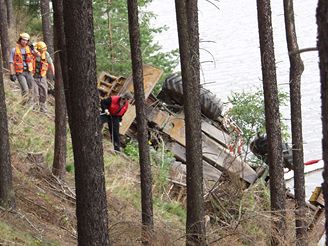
[2,76,320,245]
[1,77,185,245]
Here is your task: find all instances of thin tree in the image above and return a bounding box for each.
[0,52,15,209]
[175,0,206,245]
[283,0,307,244]
[0,0,10,69]
[127,0,154,244]
[5,0,14,28]
[40,0,54,58]
[317,1,328,245]
[256,0,286,243]
[52,0,71,115]
[62,0,110,244]
[52,28,67,179]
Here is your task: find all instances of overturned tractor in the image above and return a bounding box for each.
[97,65,325,242]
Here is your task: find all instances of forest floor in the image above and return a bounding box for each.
[0,76,185,245]
[0,75,321,245]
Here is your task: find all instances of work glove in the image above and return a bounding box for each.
[10,74,17,82]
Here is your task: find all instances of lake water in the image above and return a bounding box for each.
[148,0,321,163]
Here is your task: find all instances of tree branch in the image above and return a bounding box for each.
[289,47,317,55]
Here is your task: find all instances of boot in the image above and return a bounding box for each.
[40,103,47,113]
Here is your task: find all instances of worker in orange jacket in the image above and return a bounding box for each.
[9,33,36,105]
[101,92,133,151]
[33,41,55,113]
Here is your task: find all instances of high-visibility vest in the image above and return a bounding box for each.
[109,96,129,117]
[33,51,48,77]
[14,45,33,73]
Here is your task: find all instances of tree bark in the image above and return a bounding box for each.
[5,0,14,28]
[127,1,154,244]
[316,1,328,245]
[256,0,286,242]
[0,0,10,69]
[52,0,70,116]
[40,0,54,58]
[62,0,110,245]
[52,24,67,179]
[0,51,15,209]
[283,0,307,245]
[175,0,206,245]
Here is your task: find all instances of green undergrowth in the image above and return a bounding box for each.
[5,79,185,232]
[105,141,186,226]
[0,221,58,246]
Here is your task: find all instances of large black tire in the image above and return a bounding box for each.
[161,73,224,120]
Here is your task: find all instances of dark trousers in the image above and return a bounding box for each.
[101,115,121,151]
[108,116,121,151]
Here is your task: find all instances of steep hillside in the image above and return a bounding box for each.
[1,76,185,245]
[1,75,321,245]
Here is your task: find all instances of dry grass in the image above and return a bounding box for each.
[2,77,320,245]
[1,78,185,245]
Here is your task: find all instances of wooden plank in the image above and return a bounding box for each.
[146,108,186,145]
[310,187,325,207]
[119,65,163,135]
[120,105,136,135]
[120,64,163,99]
[201,133,257,184]
[163,116,186,146]
[170,162,186,185]
[148,108,256,183]
[308,208,325,243]
[201,121,231,147]
[147,108,171,129]
[149,110,231,149]
[167,143,222,183]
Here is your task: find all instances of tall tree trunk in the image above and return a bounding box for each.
[40,0,54,58]
[5,0,14,28]
[283,0,307,245]
[127,1,154,244]
[52,27,67,179]
[0,52,15,209]
[0,0,10,69]
[256,0,286,243]
[175,0,206,245]
[52,0,71,116]
[62,1,110,245]
[317,1,328,245]
[106,0,114,69]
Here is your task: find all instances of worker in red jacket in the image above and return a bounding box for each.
[101,92,133,151]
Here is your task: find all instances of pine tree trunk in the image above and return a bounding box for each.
[52,29,67,179]
[5,0,14,28]
[283,0,307,245]
[0,0,10,69]
[62,0,110,245]
[256,0,286,243]
[127,1,154,243]
[175,0,206,245]
[317,1,328,244]
[40,0,54,58]
[52,0,71,116]
[0,52,15,209]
